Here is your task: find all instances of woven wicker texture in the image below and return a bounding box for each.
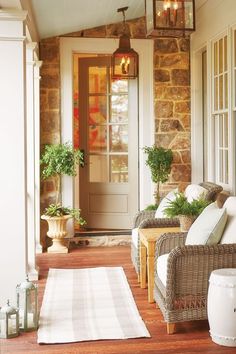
[154,232,236,326]
[131,182,223,275]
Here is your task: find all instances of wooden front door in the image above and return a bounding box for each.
[79,56,138,229]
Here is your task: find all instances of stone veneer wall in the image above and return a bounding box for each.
[40,17,190,246]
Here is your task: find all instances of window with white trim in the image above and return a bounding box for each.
[212,34,229,187]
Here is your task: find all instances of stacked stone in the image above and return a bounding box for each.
[39,17,191,233]
[40,37,61,244]
[154,37,191,194]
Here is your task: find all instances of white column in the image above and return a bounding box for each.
[34,60,43,254]
[0,9,28,305]
[26,42,38,280]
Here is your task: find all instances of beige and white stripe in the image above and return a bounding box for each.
[38,267,150,343]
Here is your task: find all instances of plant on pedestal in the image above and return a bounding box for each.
[143,145,173,208]
[40,142,86,253]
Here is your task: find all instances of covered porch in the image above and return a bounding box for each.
[0,0,236,352]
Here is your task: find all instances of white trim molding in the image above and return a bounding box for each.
[0,9,27,21]
[0,7,28,305]
[191,0,236,192]
[60,37,154,234]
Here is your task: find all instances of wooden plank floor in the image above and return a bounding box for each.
[0,246,234,354]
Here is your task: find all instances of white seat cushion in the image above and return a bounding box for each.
[186,202,227,245]
[184,184,208,202]
[220,197,236,244]
[131,227,139,248]
[156,253,169,287]
[155,189,178,218]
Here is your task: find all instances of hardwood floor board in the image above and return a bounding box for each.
[0,246,234,354]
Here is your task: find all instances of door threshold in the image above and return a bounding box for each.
[74,229,131,237]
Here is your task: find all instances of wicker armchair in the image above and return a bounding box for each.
[131,182,223,278]
[154,232,236,334]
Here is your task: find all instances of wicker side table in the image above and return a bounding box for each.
[208,268,236,347]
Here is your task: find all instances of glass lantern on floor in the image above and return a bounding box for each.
[16,275,38,331]
[0,300,19,338]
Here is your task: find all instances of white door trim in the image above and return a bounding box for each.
[60,37,154,234]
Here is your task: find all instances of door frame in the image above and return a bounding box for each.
[60,37,154,235]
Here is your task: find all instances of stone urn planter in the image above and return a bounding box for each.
[41,214,72,253]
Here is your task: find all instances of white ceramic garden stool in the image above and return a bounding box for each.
[208,268,236,347]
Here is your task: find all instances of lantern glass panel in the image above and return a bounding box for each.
[27,291,37,328]
[17,281,38,331]
[0,306,19,339]
[8,314,17,336]
[18,292,25,327]
[112,54,138,79]
[155,0,194,30]
[145,0,195,36]
[0,313,6,338]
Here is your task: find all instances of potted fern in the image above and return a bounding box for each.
[143,145,173,206]
[164,192,210,232]
[40,142,86,253]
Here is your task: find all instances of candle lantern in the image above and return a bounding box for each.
[0,300,19,338]
[16,276,38,331]
[112,6,138,79]
[145,0,195,37]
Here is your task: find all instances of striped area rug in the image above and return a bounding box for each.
[38,267,150,343]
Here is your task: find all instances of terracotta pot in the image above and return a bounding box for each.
[41,215,72,253]
[179,215,196,232]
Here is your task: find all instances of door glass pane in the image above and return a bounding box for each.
[86,62,130,185]
[89,96,107,124]
[89,125,107,152]
[89,155,108,182]
[110,125,128,152]
[89,67,107,93]
[110,95,128,123]
[110,155,128,182]
[111,79,128,93]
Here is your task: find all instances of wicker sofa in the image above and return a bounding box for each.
[131,182,223,279]
[154,196,236,334]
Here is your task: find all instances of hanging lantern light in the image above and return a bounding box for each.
[0,300,19,339]
[16,275,38,332]
[145,0,195,37]
[112,6,138,79]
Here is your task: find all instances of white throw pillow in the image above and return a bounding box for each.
[131,228,139,248]
[155,189,178,218]
[184,184,208,202]
[185,203,227,245]
[220,197,236,244]
[156,253,169,286]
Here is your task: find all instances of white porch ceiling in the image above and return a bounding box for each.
[29,0,204,40]
[31,0,145,39]
[0,0,199,38]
